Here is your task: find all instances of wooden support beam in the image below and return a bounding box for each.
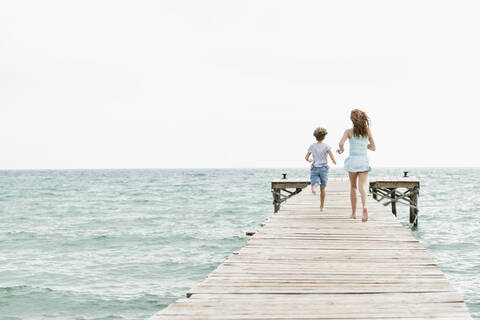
[410,187,419,227]
[272,189,281,213]
[390,188,397,216]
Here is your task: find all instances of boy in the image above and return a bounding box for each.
[305,127,336,211]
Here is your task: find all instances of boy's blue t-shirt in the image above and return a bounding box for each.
[308,142,331,168]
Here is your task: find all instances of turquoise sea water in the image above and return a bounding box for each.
[0,168,479,319]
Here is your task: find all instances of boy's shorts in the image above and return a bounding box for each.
[310,166,328,188]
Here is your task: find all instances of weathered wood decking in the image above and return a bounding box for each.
[150,180,471,319]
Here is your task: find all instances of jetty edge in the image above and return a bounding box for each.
[150,178,472,319]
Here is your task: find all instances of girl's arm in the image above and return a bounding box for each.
[367,128,376,151]
[337,129,350,154]
[328,149,337,165]
[305,152,312,163]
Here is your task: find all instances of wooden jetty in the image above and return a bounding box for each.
[150,179,471,319]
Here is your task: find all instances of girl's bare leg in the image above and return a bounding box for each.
[348,172,358,219]
[358,171,369,222]
[320,187,326,211]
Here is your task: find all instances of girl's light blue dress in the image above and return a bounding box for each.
[344,135,372,172]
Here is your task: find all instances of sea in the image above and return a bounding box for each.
[0,168,479,319]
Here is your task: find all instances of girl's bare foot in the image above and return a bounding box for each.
[350,213,356,219]
[320,207,324,212]
[362,208,368,222]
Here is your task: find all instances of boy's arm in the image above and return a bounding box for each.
[367,128,376,151]
[305,152,312,163]
[337,130,349,154]
[328,149,337,165]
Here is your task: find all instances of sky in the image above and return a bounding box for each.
[1,0,479,169]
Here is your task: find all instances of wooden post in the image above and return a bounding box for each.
[409,188,419,227]
[273,189,280,213]
[390,188,397,216]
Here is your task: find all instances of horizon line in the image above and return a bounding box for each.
[1,166,480,171]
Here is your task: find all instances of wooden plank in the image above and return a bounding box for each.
[371,181,420,189]
[271,182,310,189]
[149,180,471,320]
[370,176,420,183]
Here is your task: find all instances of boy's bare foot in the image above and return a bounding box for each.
[362,208,368,222]
[350,213,356,219]
[320,207,324,212]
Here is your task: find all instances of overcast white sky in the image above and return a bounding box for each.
[1,0,479,169]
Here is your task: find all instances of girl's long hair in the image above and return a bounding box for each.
[350,109,370,138]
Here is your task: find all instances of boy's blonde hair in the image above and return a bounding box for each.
[313,127,328,141]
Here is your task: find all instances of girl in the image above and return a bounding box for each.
[337,109,376,222]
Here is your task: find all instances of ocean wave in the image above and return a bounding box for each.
[0,285,53,294]
[2,231,38,240]
[0,284,171,320]
[428,242,479,251]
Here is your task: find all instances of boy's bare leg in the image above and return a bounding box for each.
[358,172,369,222]
[311,183,319,195]
[348,172,358,219]
[320,187,326,211]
